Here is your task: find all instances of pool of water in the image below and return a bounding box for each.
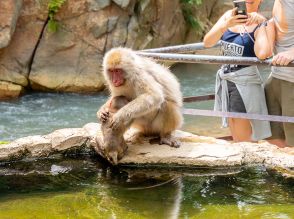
[0,157,293,219]
[1,63,290,218]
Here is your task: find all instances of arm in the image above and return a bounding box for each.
[110,76,165,128]
[203,9,247,48]
[272,48,294,66]
[254,19,276,60]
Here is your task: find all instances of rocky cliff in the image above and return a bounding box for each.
[0,0,235,99]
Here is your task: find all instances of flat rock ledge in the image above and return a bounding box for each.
[1,123,293,172]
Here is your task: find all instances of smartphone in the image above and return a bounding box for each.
[233,0,247,16]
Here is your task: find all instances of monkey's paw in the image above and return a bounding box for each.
[159,135,181,148]
[110,114,128,130]
[98,109,110,123]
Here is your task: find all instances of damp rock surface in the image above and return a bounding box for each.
[0,123,293,172]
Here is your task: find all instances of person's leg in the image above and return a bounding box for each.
[280,79,294,150]
[267,139,287,147]
[228,81,253,142]
[265,76,287,147]
[229,118,253,142]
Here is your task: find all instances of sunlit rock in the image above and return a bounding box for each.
[0,81,24,100]
[48,128,90,151]
[87,0,111,11]
[0,0,23,49]
[0,123,293,175]
[0,0,49,96]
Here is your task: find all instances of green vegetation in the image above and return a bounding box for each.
[47,0,67,32]
[0,141,9,145]
[180,0,203,30]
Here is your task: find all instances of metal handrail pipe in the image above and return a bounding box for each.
[137,52,294,67]
[140,42,221,53]
[182,108,294,123]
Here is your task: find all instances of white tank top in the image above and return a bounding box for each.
[271,0,294,82]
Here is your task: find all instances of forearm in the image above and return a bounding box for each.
[203,23,226,48]
[116,93,164,122]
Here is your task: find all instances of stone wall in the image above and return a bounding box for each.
[0,0,247,99]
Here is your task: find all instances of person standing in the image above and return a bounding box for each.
[203,0,273,142]
[265,0,294,150]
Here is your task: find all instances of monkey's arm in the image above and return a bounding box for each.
[111,92,164,128]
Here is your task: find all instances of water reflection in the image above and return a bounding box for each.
[0,157,293,218]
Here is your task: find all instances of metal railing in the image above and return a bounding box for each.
[137,42,294,125]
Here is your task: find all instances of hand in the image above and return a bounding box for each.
[109,113,123,130]
[246,12,266,26]
[223,8,248,30]
[98,108,110,123]
[272,50,294,66]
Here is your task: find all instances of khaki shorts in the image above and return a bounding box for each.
[265,76,294,146]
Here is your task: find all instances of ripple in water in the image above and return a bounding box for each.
[0,93,107,141]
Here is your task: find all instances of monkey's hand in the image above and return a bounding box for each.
[97,108,110,123]
[109,113,123,130]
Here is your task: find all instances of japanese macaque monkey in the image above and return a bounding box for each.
[96,96,129,165]
[97,47,183,151]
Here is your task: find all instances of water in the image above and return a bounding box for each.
[0,157,293,218]
[1,63,291,218]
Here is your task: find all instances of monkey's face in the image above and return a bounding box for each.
[108,68,125,87]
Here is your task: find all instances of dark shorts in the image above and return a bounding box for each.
[265,76,294,146]
[227,81,247,113]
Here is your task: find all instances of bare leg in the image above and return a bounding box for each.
[267,139,287,148]
[229,118,253,142]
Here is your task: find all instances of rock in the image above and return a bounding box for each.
[48,128,90,151]
[0,0,23,49]
[0,81,24,100]
[91,16,118,39]
[121,130,244,166]
[1,123,293,175]
[29,26,105,92]
[0,0,49,92]
[0,0,235,98]
[105,15,130,51]
[83,122,101,146]
[0,135,51,160]
[87,0,111,11]
[148,0,186,48]
[259,0,275,18]
[112,0,131,9]
[185,0,233,43]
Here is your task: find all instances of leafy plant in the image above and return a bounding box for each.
[47,0,67,32]
[180,0,203,30]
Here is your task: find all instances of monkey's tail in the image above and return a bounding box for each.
[125,177,180,190]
